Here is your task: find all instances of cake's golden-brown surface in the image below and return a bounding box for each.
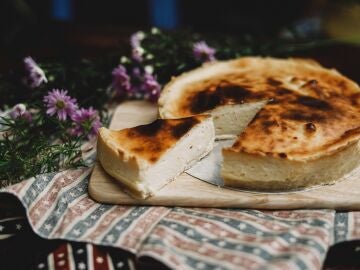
[159,57,360,161]
[158,57,360,190]
[111,116,205,163]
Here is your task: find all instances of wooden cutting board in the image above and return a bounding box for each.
[88,100,360,209]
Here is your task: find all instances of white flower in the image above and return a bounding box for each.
[136,31,145,40]
[151,27,160,34]
[145,65,154,74]
[120,56,129,63]
[146,53,154,60]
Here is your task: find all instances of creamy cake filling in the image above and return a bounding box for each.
[211,101,267,139]
[140,118,214,194]
[97,116,215,199]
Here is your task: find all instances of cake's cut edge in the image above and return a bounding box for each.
[221,140,360,191]
[97,115,215,199]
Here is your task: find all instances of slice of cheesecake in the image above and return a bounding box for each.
[97,115,215,199]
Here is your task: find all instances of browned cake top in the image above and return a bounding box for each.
[108,115,207,163]
[232,90,360,160]
[159,57,360,160]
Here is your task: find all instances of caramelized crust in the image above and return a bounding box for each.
[159,57,360,161]
[107,115,207,163]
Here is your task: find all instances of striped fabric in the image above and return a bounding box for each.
[43,243,134,270]
[0,220,135,270]
[1,145,360,270]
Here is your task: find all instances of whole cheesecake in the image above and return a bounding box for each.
[158,57,360,191]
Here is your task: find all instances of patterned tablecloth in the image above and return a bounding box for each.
[1,145,360,270]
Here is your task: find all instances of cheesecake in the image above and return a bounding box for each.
[97,115,215,198]
[158,57,360,191]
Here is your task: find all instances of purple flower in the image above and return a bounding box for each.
[71,107,102,139]
[131,47,144,62]
[9,104,32,122]
[130,31,146,62]
[43,89,78,121]
[112,65,132,96]
[131,67,142,79]
[130,31,145,48]
[192,41,216,62]
[125,67,143,97]
[142,73,161,102]
[24,56,48,88]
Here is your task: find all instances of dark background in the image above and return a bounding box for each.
[0,0,359,59]
[0,0,359,81]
